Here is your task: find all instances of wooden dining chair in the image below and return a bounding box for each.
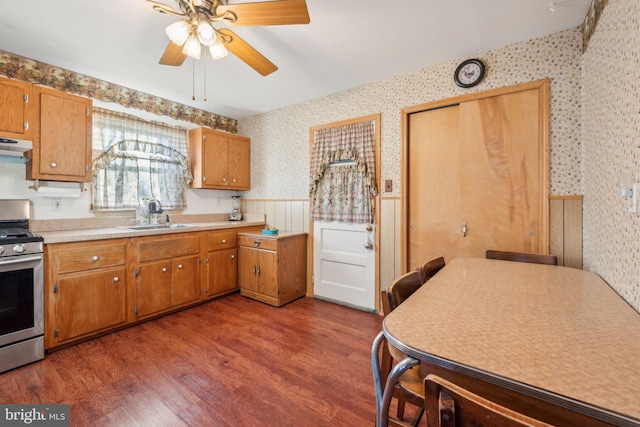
[419,256,446,283]
[376,270,426,426]
[485,250,558,266]
[424,375,552,427]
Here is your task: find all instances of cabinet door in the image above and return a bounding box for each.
[203,130,229,187]
[257,249,278,298]
[229,136,250,189]
[172,255,201,306]
[34,86,91,180]
[239,246,258,292]
[137,260,172,318]
[0,77,31,139]
[57,267,126,342]
[207,248,238,297]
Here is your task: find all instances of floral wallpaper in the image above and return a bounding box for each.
[240,28,583,200]
[0,50,236,134]
[581,0,640,311]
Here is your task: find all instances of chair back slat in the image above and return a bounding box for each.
[485,250,557,266]
[388,270,423,312]
[424,375,552,427]
[421,256,446,282]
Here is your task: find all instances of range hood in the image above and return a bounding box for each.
[0,137,32,163]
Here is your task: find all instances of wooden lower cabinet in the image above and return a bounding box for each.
[45,239,128,349]
[135,234,201,320]
[204,230,239,298]
[238,231,307,307]
[44,227,263,350]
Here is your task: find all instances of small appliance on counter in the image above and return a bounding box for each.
[230,195,242,221]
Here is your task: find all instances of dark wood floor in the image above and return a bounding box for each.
[0,293,393,426]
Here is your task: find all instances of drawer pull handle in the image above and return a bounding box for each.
[178,264,183,269]
[222,239,226,244]
[92,255,99,261]
[162,267,167,272]
[254,240,261,246]
[113,277,119,282]
[51,162,57,168]
[230,255,235,259]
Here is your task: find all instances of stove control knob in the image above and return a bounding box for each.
[13,244,26,254]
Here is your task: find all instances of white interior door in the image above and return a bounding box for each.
[313,221,375,312]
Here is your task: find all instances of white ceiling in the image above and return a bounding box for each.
[0,0,590,120]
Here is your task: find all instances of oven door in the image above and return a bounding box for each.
[0,253,44,347]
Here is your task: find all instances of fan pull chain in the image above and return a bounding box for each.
[203,48,207,101]
[192,56,196,101]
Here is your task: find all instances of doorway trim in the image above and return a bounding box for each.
[401,79,550,270]
[308,113,382,311]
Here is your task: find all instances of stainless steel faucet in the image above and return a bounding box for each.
[147,199,163,224]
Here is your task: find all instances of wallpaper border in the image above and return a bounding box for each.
[0,50,236,134]
[582,0,610,52]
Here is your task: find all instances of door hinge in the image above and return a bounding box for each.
[23,121,29,131]
[24,94,29,103]
[53,329,59,338]
[85,165,89,172]
[134,306,140,315]
[86,108,90,116]
[53,284,58,293]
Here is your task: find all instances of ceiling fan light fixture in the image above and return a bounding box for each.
[182,34,202,59]
[209,41,228,60]
[166,20,191,46]
[196,17,217,46]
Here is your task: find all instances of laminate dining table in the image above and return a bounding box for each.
[375,257,640,426]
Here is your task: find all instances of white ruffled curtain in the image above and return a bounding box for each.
[92,108,192,210]
[309,121,378,223]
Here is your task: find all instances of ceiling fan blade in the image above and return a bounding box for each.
[216,0,310,26]
[159,42,188,66]
[218,29,277,76]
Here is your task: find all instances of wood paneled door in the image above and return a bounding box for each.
[403,80,550,270]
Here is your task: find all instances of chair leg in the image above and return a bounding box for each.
[410,408,424,427]
[397,400,406,420]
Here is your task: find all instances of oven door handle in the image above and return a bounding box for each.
[0,254,43,266]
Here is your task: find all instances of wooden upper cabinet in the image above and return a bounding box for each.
[27,85,92,182]
[189,127,250,190]
[0,76,33,140]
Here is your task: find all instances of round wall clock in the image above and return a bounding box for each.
[454,59,485,88]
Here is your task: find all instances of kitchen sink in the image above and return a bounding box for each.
[118,224,196,231]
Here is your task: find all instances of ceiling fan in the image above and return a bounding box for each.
[147,0,310,76]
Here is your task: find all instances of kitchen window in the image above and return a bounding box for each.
[91,108,192,210]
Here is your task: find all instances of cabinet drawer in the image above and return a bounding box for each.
[238,235,278,251]
[207,231,237,251]
[138,234,200,262]
[57,241,126,274]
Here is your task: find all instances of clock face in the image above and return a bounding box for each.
[454,59,485,88]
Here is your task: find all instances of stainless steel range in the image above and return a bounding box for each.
[0,199,44,373]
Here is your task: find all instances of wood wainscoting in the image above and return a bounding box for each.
[242,195,582,314]
[549,195,583,269]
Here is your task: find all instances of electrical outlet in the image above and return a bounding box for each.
[52,199,62,211]
[385,180,393,192]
